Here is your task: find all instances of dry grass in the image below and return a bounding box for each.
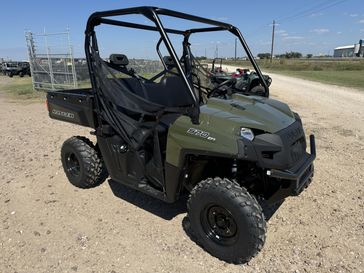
[0,76,45,101]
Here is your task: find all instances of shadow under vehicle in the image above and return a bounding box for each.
[46,6,316,264]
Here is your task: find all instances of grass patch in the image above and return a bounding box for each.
[0,76,45,101]
[77,80,92,89]
[0,77,94,101]
[268,70,364,90]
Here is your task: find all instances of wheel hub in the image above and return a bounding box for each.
[202,205,238,245]
[65,152,80,177]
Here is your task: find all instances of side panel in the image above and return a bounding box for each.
[96,135,145,183]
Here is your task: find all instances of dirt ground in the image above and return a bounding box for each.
[0,73,363,273]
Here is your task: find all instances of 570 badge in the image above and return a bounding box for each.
[187,128,216,142]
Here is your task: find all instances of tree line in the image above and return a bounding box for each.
[257,52,315,59]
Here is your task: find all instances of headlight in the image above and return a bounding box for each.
[240,127,254,141]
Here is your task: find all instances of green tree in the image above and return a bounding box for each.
[257,53,271,59]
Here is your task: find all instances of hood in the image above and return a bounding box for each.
[201,94,295,133]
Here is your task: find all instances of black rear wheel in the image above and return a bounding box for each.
[187,177,266,264]
[61,136,108,188]
[64,152,81,177]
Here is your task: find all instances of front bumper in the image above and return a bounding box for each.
[266,135,316,203]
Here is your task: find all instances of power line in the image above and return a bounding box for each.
[244,0,331,36]
[245,0,349,37]
[278,0,349,23]
[276,0,334,22]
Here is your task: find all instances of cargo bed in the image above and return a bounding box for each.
[46,88,96,128]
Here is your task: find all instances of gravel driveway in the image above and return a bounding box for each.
[0,74,363,273]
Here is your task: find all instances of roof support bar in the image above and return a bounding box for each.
[100,18,185,35]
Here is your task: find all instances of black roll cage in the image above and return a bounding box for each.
[84,6,269,121]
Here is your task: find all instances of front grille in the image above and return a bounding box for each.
[277,120,307,166]
[290,138,306,163]
[280,124,303,143]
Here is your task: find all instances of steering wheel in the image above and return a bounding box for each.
[208,77,237,98]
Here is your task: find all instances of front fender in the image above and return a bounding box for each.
[166,114,239,167]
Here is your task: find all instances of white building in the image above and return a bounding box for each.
[334,39,363,58]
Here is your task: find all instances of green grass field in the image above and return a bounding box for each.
[223,59,364,90]
[269,70,364,89]
[0,76,93,101]
[0,76,45,101]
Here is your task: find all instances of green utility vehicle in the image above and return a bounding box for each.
[209,58,272,96]
[2,62,31,77]
[46,7,315,264]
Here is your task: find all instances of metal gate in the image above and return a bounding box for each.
[25,30,78,90]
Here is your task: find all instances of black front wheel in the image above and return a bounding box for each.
[249,85,266,96]
[61,136,108,188]
[187,177,266,264]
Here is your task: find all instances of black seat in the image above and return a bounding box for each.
[114,76,194,107]
[107,53,194,107]
[147,76,193,107]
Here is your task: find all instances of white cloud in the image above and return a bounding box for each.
[337,31,342,35]
[359,19,364,23]
[361,29,364,32]
[349,14,358,17]
[276,30,289,37]
[282,36,304,40]
[312,28,330,34]
[310,12,323,17]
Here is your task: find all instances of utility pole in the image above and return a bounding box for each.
[270,20,275,63]
[234,38,237,61]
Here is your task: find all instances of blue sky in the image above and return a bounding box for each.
[1,0,363,60]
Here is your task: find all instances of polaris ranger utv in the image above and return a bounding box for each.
[209,58,272,95]
[46,7,315,264]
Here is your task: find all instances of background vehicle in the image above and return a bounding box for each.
[234,69,273,95]
[46,7,315,264]
[2,62,31,77]
[208,58,272,96]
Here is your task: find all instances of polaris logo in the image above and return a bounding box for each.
[187,128,216,142]
[52,109,75,119]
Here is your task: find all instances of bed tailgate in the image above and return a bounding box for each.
[46,88,96,128]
